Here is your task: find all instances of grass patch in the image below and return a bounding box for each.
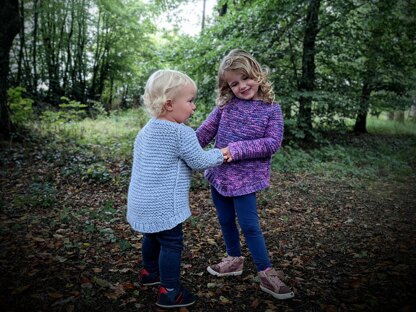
[367,117,416,136]
[70,109,149,157]
[30,108,150,160]
[273,135,416,181]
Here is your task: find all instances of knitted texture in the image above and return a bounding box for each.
[127,118,224,233]
[196,97,284,196]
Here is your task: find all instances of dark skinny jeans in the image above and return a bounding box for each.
[211,186,271,271]
[141,223,183,289]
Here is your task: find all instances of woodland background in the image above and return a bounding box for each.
[0,0,415,311]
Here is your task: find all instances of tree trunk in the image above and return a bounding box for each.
[409,105,416,122]
[17,0,24,83]
[201,0,206,31]
[353,82,371,133]
[32,0,39,95]
[89,8,104,101]
[297,0,320,136]
[387,111,394,120]
[0,0,20,140]
[218,2,227,16]
[394,111,405,123]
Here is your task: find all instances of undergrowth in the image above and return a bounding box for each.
[11,109,416,186]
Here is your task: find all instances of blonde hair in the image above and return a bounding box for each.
[217,49,275,107]
[143,69,196,117]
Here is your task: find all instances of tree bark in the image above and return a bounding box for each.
[387,111,394,120]
[394,111,405,123]
[32,0,39,95]
[218,2,227,16]
[0,0,20,140]
[201,0,206,31]
[409,105,416,122]
[17,0,24,84]
[353,81,371,133]
[297,0,320,136]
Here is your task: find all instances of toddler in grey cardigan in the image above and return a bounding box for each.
[127,69,226,309]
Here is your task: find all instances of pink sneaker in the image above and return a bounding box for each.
[207,256,244,277]
[258,268,294,300]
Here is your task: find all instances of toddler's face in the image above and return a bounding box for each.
[170,84,197,123]
[224,70,260,101]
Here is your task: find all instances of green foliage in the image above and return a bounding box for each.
[9,0,158,108]
[273,127,416,181]
[9,0,416,138]
[13,182,57,209]
[190,171,210,190]
[366,117,416,136]
[59,97,88,117]
[85,163,112,183]
[89,101,107,118]
[118,239,133,251]
[60,207,71,224]
[55,108,148,160]
[83,222,96,234]
[40,97,88,127]
[99,227,117,243]
[7,87,34,125]
[161,0,416,137]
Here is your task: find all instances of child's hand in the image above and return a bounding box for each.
[220,147,232,163]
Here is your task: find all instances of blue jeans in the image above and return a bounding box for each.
[211,187,271,271]
[141,223,183,289]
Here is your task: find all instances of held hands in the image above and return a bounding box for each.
[220,147,232,163]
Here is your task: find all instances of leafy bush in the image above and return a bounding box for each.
[88,100,107,118]
[7,87,34,125]
[41,97,88,126]
[85,163,112,183]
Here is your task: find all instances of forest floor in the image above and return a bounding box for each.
[0,134,415,312]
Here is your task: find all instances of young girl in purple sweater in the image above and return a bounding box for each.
[196,49,294,300]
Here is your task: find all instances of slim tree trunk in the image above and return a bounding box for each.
[89,8,102,101]
[297,0,320,136]
[353,81,371,133]
[63,2,74,95]
[218,2,227,16]
[201,0,206,31]
[32,0,39,95]
[394,111,405,123]
[409,105,416,122]
[75,0,87,103]
[0,0,20,140]
[17,0,24,83]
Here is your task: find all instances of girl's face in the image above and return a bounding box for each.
[224,70,260,101]
[169,84,196,123]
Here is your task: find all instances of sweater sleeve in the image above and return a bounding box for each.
[179,125,224,170]
[196,107,222,148]
[228,104,284,161]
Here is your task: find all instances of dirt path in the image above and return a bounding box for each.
[1,142,415,311]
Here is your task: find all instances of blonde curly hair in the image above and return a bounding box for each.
[217,49,275,107]
[143,69,196,117]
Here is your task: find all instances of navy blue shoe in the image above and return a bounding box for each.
[156,285,196,308]
[139,268,160,286]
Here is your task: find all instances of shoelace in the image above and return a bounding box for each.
[217,257,233,268]
[217,256,240,268]
[267,271,286,288]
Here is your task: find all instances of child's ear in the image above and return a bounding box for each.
[164,99,174,112]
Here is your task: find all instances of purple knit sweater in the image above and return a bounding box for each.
[196,97,284,196]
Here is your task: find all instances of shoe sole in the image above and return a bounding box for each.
[260,285,294,300]
[141,281,160,286]
[155,300,196,308]
[207,266,243,277]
